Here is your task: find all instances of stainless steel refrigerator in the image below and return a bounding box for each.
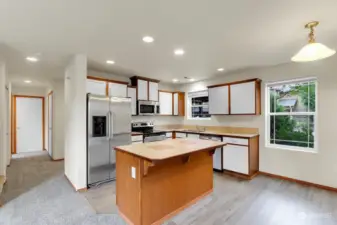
[87,94,132,187]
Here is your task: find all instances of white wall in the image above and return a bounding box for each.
[180,57,337,188]
[7,83,11,166]
[11,86,46,96]
[64,55,87,190]
[49,80,64,160]
[0,62,7,176]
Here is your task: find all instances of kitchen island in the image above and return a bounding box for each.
[115,139,226,225]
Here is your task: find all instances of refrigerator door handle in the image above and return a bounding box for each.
[111,112,114,139]
[107,111,111,140]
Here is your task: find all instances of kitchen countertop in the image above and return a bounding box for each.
[115,139,226,161]
[161,129,259,138]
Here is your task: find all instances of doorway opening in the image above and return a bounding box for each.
[11,95,45,155]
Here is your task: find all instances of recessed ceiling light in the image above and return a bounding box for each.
[26,57,39,62]
[174,49,185,56]
[172,79,179,82]
[142,36,154,43]
[24,80,32,83]
[189,78,195,82]
[106,60,115,64]
[217,68,224,72]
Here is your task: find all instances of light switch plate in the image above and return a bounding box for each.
[131,167,136,179]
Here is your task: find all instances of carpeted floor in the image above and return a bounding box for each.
[0,152,126,225]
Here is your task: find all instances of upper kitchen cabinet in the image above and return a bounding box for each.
[208,78,261,115]
[108,81,127,97]
[86,78,107,96]
[127,86,137,115]
[149,82,159,101]
[159,91,173,115]
[137,79,148,100]
[230,79,261,115]
[130,76,160,101]
[173,92,185,116]
[208,85,229,115]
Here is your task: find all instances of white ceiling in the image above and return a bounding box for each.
[1,0,337,86]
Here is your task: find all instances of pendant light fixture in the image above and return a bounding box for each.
[291,21,336,62]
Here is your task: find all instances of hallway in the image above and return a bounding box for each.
[0,152,126,225]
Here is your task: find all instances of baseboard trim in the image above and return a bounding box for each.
[259,171,337,192]
[64,175,87,193]
[222,169,258,180]
[52,158,64,161]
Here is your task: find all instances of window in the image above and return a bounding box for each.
[188,90,211,119]
[266,78,317,152]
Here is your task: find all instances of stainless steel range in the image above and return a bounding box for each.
[131,121,166,142]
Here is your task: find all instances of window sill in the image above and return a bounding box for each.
[265,144,318,154]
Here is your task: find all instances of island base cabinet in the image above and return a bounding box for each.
[223,145,249,174]
[116,150,213,225]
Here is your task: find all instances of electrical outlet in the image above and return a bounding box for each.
[131,167,136,179]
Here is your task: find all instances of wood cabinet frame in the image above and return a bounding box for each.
[208,78,261,115]
[130,76,160,101]
[172,131,259,180]
[158,90,185,116]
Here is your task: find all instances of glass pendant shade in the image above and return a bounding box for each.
[292,42,336,62]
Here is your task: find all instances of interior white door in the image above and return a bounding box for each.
[16,97,43,153]
[48,94,53,157]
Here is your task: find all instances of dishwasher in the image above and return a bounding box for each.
[199,135,222,171]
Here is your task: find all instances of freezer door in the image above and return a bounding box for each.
[109,97,132,179]
[87,94,112,185]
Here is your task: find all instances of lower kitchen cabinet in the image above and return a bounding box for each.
[222,135,259,179]
[132,135,143,144]
[223,145,248,174]
[187,133,200,139]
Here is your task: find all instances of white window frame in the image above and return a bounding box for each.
[187,90,211,120]
[265,77,318,153]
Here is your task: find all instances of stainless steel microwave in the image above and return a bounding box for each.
[137,100,159,115]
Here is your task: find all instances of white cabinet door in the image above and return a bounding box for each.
[209,86,229,114]
[137,80,148,100]
[213,148,222,170]
[166,132,173,138]
[159,92,172,115]
[187,133,200,139]
[230,81,255,114]
[222,145,249,174]
[87,79,106,95]
[173,93,178,115]
[175,132,187,138]
[149,82,159,101]
[127,87,137,115]
[109,82,127,97]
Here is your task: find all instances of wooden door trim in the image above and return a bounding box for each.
[47,92,53,155]
[12,95,45,154]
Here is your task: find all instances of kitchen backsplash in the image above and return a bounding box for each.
[131,116,184,125]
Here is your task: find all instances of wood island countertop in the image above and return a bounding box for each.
[115,138,226,161]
